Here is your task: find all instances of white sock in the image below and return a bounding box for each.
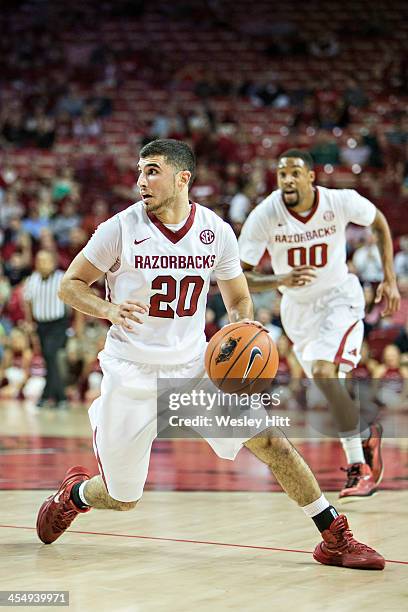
[340,428,366,464]
[78,481,90,506]
[302,494,330,518]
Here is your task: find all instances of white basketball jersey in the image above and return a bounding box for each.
[83,201,242,364]
[239,186,376,301]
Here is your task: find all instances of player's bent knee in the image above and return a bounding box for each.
[312,360,337,379]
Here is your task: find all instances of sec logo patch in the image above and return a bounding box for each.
[200,229,215,244]
[324,211,335,221]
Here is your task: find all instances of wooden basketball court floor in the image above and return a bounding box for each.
[1,400,407,612]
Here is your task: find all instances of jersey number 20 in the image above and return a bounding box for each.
[149,275,205,318]
[287,243,328,268]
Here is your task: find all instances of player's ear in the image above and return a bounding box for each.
[309,170,316,183]
[177,170,191,190]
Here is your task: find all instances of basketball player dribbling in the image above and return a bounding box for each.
[37,139,384,569]
[239,149,400,501]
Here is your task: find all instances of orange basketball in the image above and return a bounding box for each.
[205,322,279,394]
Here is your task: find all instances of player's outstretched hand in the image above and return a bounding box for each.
[279,265,317,287]
[107,300,149,330]
[375,279,400,317]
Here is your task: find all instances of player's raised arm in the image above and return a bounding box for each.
[59,253,148,330]
[371,209,401,316]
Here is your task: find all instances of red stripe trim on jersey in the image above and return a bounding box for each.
[93,427,108,491]
[338,357,355,369]
[285,188,320,224]
[146,201,196,244]
[334,321,358,366]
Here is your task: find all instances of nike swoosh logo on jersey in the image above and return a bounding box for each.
[134,237,151,245]
[241,346,262,382]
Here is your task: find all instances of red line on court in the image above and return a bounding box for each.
[1,524,407,565]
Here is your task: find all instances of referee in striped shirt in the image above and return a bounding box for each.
[24,250,69,408]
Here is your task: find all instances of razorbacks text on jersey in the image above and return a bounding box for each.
[82,201,242,364]
[238,187,376,301]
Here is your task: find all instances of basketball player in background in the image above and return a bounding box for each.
[37,139,384,569]
[239,149,400,501]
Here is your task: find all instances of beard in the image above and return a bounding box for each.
[145,190,177,215]
[282,190,300,208]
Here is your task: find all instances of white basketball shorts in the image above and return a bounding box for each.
[88,350,247,502]
[280,274,365,378]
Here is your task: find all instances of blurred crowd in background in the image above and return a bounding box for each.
[1,0,408,408]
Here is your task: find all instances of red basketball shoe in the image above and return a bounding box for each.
[37,466,91,544]
[313,515,385,570]
[362,423,384,485]
[339,462,377,502]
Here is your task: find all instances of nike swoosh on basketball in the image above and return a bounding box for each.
[241,346,263,382]
[134,237,151,245]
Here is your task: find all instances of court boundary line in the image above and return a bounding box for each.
[1,524,407,565]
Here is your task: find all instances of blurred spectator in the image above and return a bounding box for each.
[385,115,408,148]
[51,168,80,202]
[24,250,69,408]
[51,200,81,246]
[82,198,110,236]
[0,159,18,188]
[229,182,256,224]
[150,107,185,139]
[394,319,408,357]
[33,115,56,149]
[1,110,27,147]
[340,136,371,168]
[0,189,24,228]
[2,218,32,262]
[58,227,88,269]
[37,228,58,256]
[352,234,383,283]
[361,125,383,168]
[310,131,340,165]
[394,236,408,277]
[58,337,84,402]
[73,108,102,139]
[0,328,34,399]
[86,83,113,118]
[343,79,368,109]
[4,283,26,326]
[4,251,31,287]
[0,263,12,320]
[56,84,84,118]
[309,34,339,58]
[373,344,408,409]
[25,109,56,149]
[21,204,49,241]
[189,165,220,207]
